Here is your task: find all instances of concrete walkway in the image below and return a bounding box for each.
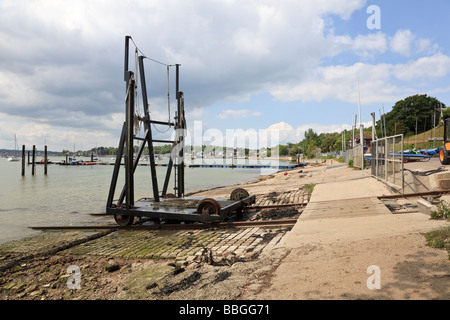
[250,166,450,300]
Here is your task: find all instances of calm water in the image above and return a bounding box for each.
[0,156,283,245]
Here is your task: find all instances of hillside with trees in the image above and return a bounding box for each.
[378,94,447,137]
[281,94,447,158]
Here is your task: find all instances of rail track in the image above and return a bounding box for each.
[13,190,447,275]
[30,202,303,232]
[4,205,300,274]
[30,218,298,232]
[30,190,450,232]
[377,190,450,200]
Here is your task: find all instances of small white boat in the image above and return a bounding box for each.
[7,156,19,162]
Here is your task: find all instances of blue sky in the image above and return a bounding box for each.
[0,0,449,151]
[204,0,450,144]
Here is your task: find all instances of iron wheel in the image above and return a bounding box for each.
[230,188,250,201]
[114,214,135,226]
[197,198,221,219]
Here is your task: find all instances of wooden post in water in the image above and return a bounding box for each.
[28,151,30,165]
[32,145,36,175]
[21,145,25,176]
[44,145,48,175]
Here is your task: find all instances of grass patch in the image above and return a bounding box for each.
[348,159,353,168]
[424,226,450,259]
[304,183,316,194]
[431,201,450,220]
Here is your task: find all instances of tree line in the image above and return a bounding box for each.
[377,94,447,137]
[279,94,447,158]
[59,145,174,157]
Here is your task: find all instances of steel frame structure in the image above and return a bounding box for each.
[106,36,186,224]
[105,36,254,226]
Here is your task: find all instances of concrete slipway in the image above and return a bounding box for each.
[245,162,449,300]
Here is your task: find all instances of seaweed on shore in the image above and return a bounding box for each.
[154,271,202,296]
[253,207,301,220]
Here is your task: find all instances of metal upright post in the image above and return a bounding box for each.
[107,123,126,208]
[371,112,376,142]
[162,158,173,197]
[352,115,356,149]
[360,124,364,170]
[176,64,185,198]
[138,56,160,202]
[401,135,405,194]
[125,72,135,209]
[180,92,185,195]
[123,37,134,209]
[124,36,131,83]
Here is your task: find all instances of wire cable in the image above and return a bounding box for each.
[128,36,175,135]
[129,36,174,67]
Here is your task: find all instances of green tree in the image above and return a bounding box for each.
[278,144,289,156]
[300,129,320,158]
[334,139,342,151]
[321,133,337,153]
[381,94,446,136]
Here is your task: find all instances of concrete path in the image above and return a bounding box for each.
[248,166,450,300]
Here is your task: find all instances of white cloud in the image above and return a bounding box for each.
[353,32,388,57]
[333,29,438,60]
[390,29,415,56]
[416,38,439,55]
[390,29,439,57]
[267,122,297,144]
[270,52,450,105]
[217,109,262,119]
[0,112,117,151]
[327,32,389,60]
[264,121,355,145]
[393,53,450,81]
[0,0,367,109]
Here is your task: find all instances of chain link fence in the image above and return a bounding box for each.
[342,144,364,169]
[370,134,404,193]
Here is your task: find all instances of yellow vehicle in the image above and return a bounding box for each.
[439,116,450,165]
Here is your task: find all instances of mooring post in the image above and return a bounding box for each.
[44,145,48,175]
[32,145,36,175]
[21,145,25,176]
[27,151,30,165]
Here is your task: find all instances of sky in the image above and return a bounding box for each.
[1,0,450,151]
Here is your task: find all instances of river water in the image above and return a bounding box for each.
[0,156,286,245]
